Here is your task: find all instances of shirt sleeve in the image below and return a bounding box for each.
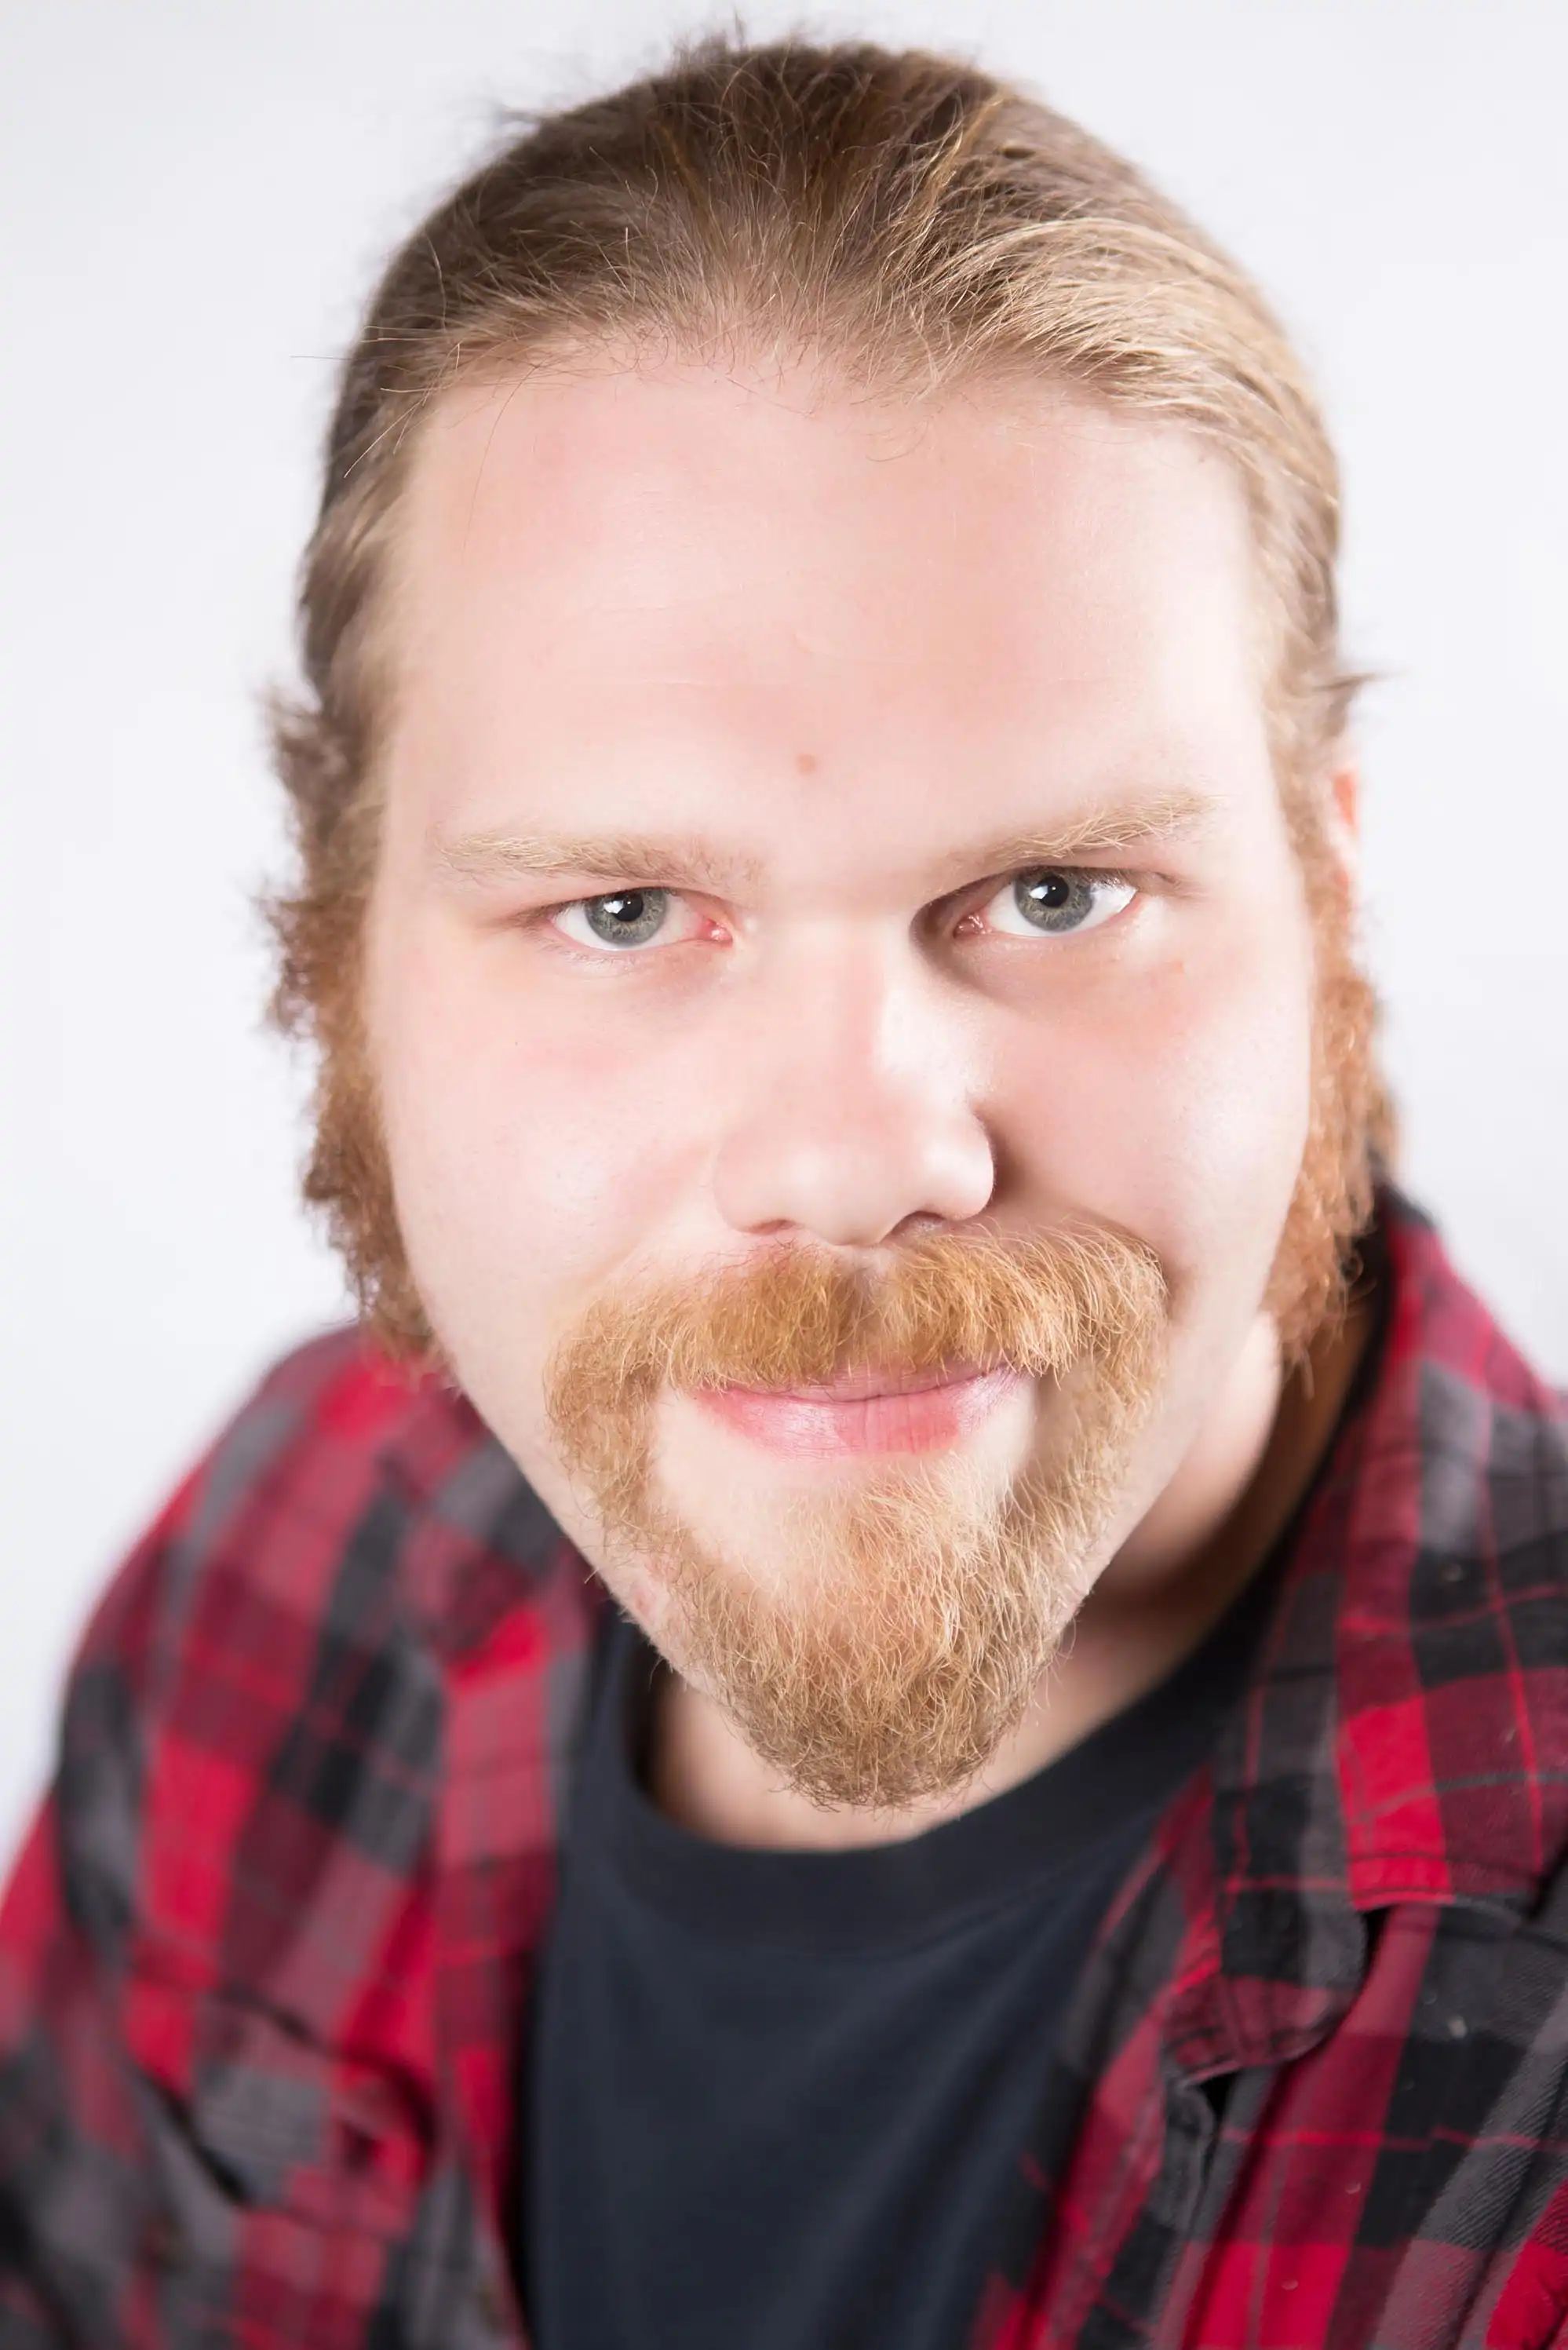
[0,1489,200,2345]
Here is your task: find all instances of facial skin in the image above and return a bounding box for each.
[366,359,1362,1846]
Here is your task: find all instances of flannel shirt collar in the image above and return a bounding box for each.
[1169,1191,1568,2079]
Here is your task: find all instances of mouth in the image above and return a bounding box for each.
[691,1363,1025,1458]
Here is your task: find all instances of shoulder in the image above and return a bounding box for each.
[133,1323,593,1668]
[1337,1197,1568,1907]
[50,1326,599,1965]
[1388,1197,1568,1680]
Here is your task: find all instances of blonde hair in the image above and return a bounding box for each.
[269,33,1379,1350]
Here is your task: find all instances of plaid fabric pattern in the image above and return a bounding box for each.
[2,1192,1567,2348]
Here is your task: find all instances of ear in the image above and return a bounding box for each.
[1324,758,1362,900]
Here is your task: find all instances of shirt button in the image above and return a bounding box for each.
[141,2213,184,2269]
[474,2272,510,2330]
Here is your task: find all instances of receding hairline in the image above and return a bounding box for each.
[287,34,1350,833]
[358,339,1288,789]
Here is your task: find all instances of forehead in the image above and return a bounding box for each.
[383,359,1271,866]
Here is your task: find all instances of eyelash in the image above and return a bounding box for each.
[533,867,1145,962]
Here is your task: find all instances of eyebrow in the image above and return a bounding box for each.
[432,827,766,896]
[430,785,1220,900]
[928,786,1220,891]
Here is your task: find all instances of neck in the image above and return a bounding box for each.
[648,1291,1377,1852]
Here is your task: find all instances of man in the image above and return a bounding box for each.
[2,31,1565,2350]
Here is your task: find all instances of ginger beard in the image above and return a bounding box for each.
[545,1227,1169,1811]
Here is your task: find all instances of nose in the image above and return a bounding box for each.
[710,929,997,1248]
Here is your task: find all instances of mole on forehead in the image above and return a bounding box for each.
[795,750,820,775]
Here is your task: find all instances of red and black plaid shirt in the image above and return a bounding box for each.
[3,1191,1568,2348]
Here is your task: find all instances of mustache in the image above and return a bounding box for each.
[545,1223,1169,1429]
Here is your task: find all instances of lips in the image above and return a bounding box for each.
[691,1363,1023,1458]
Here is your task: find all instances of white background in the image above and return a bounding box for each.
[2,0,1565,1871]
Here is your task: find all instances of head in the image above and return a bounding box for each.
[269,38,1389,1809]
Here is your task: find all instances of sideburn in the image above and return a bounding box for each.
[1264,793,1391,1362]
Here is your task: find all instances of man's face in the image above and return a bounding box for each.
[366,361,1328,1801]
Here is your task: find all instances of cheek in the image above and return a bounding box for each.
[372,929,705,1365]
[994,916,1315,1305]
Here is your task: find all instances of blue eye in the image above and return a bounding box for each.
[568,889,671,949]
[985,870,1136,938]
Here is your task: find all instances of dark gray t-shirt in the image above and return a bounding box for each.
[518,1534,1290,2350]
